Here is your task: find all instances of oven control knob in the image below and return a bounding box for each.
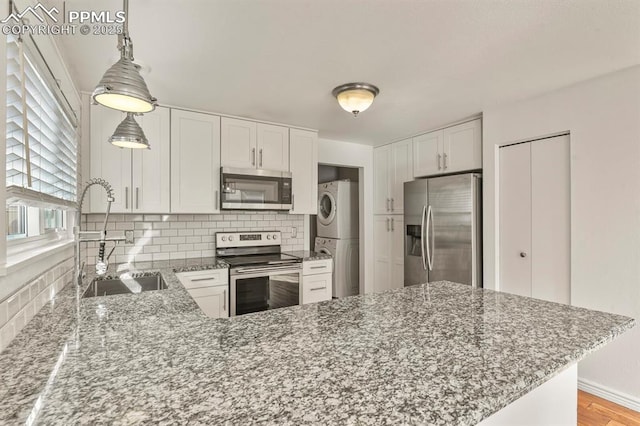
[229,236,234,241]
[267,235,271,240]
[222,236,227,242]
[273,234,278,240]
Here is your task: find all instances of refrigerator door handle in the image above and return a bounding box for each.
[424,205,435,271]
[420,205,427,271]
[428,205,434,271]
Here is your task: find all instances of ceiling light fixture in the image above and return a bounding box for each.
[109,113,149,149]
[332,82,380,117]
[92,0,157,113]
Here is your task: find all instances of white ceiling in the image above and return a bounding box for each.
[45,0,640,146]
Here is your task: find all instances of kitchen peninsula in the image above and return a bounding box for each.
[0,261,634,425]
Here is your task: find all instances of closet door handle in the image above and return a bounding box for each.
[251,148,256,166]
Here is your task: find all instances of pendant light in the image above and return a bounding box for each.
[92,0,157,113]
[332,82,379,117]
[109,113,149,149]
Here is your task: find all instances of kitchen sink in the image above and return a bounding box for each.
[82,274,168,298]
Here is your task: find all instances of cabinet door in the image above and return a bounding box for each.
[171,110,221,213]
[391,216,405,289]
[413,130,443,178]
[257,123,289,171]
[289,129,318,214]
[374,145,391,214]
[499,143,532,297]
[390,139,413,214]
[302,273,332,304]
[443,119,482,172]
[188,286,229,318]
[221,117,257,169]
[373,215,391,293]
[89,105,130,213]
[132,107,170,213]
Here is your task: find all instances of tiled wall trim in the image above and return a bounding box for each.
[0,258,74,352]
[81,212,305,265]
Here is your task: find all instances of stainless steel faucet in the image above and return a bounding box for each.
[75,178,133,284]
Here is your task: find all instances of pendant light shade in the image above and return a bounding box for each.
[92,0,157,113]
[332,83,379,117]
[109,113,149,149]
[93,57,157,113]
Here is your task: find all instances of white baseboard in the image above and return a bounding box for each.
[578,378,640,412]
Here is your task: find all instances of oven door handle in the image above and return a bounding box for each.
[234,265,302,274]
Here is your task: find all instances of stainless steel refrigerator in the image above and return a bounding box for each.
[404,173,482,287]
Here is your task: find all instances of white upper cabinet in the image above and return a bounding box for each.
[413,119,482,178]
[221,118,289,171]
[133,109,171,212]
[220,117,256,169]
[289,129,318,214]
[413,131,443,178]
[171,110,221,213]
[89,105,170,213]
[257,124,289,171]
[374,138,413,214]
[443,119,482,172]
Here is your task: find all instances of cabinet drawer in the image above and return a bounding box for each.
[175,269,228,290]
[303,259,332,276]
[302,273,332,304]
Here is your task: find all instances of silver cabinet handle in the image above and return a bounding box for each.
[310,265,325,269]
[386,198,390,212]
[125,187,129,209]
[191,277,217,282]
[259,148,263,167]
[390,198,394,212]
[223,289,226,311]
[135,187,139,209]
[437,153,441,170]
[386,217,390,232]
[443,153,448,169]
[215,190,219,210]
[251,148,256,166]
[391,217,394,231]
[292,194,295,211]
[310,286,326,291]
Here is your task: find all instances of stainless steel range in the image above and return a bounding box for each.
[216,231,302,316]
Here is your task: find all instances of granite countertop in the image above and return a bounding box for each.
[285,250,333,261]
[0,259,634,425]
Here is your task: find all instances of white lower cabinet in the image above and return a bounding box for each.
[301,259,333,304]
[176,270,229,318]
[373,215,404,293]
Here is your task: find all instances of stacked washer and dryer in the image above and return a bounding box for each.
[315,180,359,298]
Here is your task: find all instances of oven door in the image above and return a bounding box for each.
[230,266,301,316]
[221,167,292,210]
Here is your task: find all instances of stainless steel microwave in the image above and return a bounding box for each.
[220,167,292,210]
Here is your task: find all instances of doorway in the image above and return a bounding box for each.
[498,133,571,304]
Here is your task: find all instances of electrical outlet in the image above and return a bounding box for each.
[124,230,134,244]
[291,226,297,238]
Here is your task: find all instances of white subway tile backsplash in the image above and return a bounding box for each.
[82,213,305,265]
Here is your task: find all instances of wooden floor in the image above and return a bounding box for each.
[578,390,640,426]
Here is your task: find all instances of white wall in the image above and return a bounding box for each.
[318,138,374,294]
[483,65,640,405]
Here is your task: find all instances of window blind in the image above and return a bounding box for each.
[6,35,78,206]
